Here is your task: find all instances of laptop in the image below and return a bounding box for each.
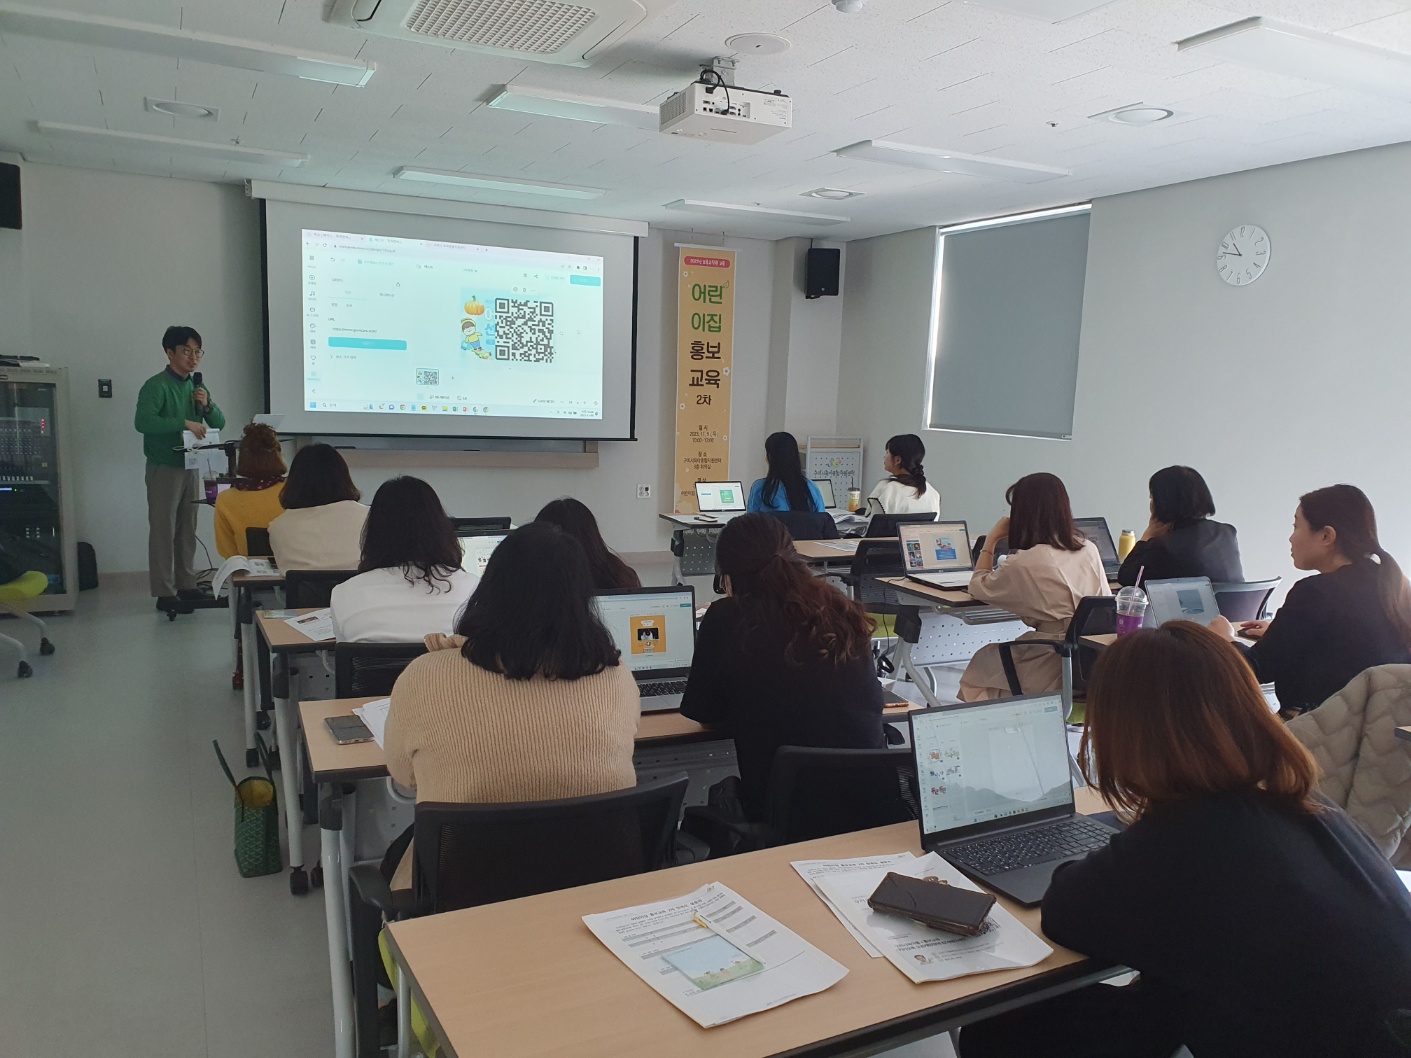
[694,481,746,522]
[898,521,975,590]
[1145,576,1221,627]
[1075,517,1121,578]
[812,478,837,510]
[594,586,698,712]
[909,694,1119,907]
[459,533,506,577]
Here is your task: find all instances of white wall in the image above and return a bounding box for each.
[766,238,844,443]
[837,141,1411,601]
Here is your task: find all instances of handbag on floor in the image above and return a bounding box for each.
[213,737,283,878]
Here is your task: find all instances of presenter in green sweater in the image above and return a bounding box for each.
[134,326,225,613]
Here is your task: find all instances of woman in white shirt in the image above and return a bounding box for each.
[867,434,941,516]
[267,444,368,570]
[331,476,478,642]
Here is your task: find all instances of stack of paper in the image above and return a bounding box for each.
[210,555,278,598]
[584,882,848,1028]
[285,608,335,641]
[352,698,391,748]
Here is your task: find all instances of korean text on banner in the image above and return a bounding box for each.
[673,248,735,513]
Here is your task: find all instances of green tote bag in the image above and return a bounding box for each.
[213,738,283,878]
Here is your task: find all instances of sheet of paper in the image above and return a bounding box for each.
[791,853,917,957]
[819,540,860,551]
[284,608,335,642]
[351,698,392,748]
[182,428,224,473]
[815,854,1052,984]
[1399,870,1411,892]
[583,882,848,1028]
[210,556,277,598]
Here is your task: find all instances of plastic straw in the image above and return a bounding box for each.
[1136,565,1146,588]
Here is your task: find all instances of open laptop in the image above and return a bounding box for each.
[898,521,975,590]
[1075,517,1121,578]
[1145,576,1221,627]
[694,481,746,522]
[909,694,1119,907]
[594,586,697,712]
[812,478,837,510]
[459,533,506,577]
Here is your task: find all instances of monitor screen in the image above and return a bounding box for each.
[459,533,506,576]
[694,481,745,512]
[594,590,696,673]
[912,695,1073,835]
[1075,517,1119,569]
[899,522,972,572]
[1145,577,1220,627]
[812,478,837,509]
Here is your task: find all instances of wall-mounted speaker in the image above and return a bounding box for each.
[0,163,20,230]
[805,247,840,299]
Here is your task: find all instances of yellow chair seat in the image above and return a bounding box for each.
[0,570,49,605]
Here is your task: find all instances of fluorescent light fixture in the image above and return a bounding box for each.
[938,202,1091,236]
[393,167,605,200]
[34,122,307,166]
[803,187,864,200]
[664,199,847,224]
[1177,17,1411,101]
[960,0,1113,22]
[0,3,374,86]
[487,84,659,130]
[835,140,1069,182]
[145,97,219,120]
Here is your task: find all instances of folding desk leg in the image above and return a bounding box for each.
[273,658,308,895]
[340,786,356,952]
[241,598,258,768]
[319,783,355,1058]
[897,638,948,710]
[395,961,411,1058]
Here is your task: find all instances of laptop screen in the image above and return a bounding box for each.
[1145,577,1220,627]
[812,478,837,509]
[695,481,746,512]
[459,533,506,576]
[594,589,697,674]
[899,521,972,573]
[911,695,1074,837]
[1075,517,1119,570]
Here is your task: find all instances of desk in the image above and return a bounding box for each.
[1398,727,1411,743]
[794,538,863,562]
[232,570,284,766]
[385,790,1115,1058]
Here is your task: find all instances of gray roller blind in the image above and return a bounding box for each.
[927,209,1090,439]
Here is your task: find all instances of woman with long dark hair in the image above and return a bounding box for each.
[746,431,824,513]
[680,513,885,820]
[1212,483,1411,713]
[866,433,941,515]
[1116,465,1243,586]
[959,472,1109,700]
[960,623,1411,1058]
[534,497,640,590]
[331,476,476,641]
[267,443,367,570]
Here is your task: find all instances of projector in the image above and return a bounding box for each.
[659,81,792,144]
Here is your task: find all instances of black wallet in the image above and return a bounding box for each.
[867,872,996,937]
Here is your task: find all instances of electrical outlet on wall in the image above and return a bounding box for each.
[636,484,653,500]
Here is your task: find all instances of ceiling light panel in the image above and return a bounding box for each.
[959,0,1115,24]
[803,188,864,200]
[664,200,848,225]
[34,122,308,166]
[487,83,659,130]
[393,167,605,199]
[834,140,1069,183]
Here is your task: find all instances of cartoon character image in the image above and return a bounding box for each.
[461,317,489,358]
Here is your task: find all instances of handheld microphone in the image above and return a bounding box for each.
[192,370,204,416]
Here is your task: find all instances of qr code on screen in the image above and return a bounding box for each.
[416,369,439,385]
[494,299,555,363]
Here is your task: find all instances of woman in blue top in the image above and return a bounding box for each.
[747,432,824,513]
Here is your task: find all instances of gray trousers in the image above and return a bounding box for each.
[145,462,200,597]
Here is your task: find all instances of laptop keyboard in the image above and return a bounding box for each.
[640,679,688,698]
[947,818,1113,875]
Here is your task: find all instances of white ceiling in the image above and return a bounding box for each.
[3,0,1411,239]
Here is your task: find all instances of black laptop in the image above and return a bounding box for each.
[1075,517,1121,578]
[593,586,697,712]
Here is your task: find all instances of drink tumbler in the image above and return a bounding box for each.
[1115,586,1148,637]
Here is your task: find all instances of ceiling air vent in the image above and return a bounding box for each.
[327,0,672,66]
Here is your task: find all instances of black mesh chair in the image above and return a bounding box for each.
[996,595,1116,721]
[765,510,840,541]
[334,642,428,698]
[844,539,909,613]
[1213,578,1281,622]
[283,569,358,608]
[866,512,937,538]
[245,527,273,557]
[451,516,511,534]
[348,776,689,1057]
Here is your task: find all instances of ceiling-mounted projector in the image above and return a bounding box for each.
[659,65,792,144]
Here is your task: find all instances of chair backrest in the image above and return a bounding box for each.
[412,776,689,913]
[1067,596,1117,693]
[764,746,918,844]
[766,510,839,541]
[970,534,987,564]
[334,642,429,698]
[284,569,358,608]
[850,539,906,611]
[451,516,511,534]
[1212,578,1281,622]
[866,512,937,538]
[245,527,273,557]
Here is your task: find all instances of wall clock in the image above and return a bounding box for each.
[1217,224,1269,286]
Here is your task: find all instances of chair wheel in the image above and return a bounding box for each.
[38,638,54,656]
[17,661,32,678]
[267,749,281,772]
[245,748,260,768]
[311,864,324,888]
[290,868,309,896]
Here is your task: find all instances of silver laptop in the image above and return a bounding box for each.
[694,481,746,521]
[1145,576,1221,627]
[459,533,506,577]
[910,695,1118,907]
[593,586,697,712]
[1075,517,1121,578]
[812,478,837,510]
[899,521,975,590]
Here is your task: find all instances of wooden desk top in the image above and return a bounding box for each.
[256,608,333,651]
[387,787,1109,1058]
[230,570,284,586]
[878,576,978,607]
[1396,726,1411,743]
[793,537,895,561]
[1081,633,1118,650]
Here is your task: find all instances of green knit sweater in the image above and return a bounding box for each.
[134,368,226,468]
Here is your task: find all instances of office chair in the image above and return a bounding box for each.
[844,539,909,613]
[348,776,689,1058]
[865,512,937,538]
[765,510,840,541]
[282,569,358,608]
[996,595,1116,724]
[244,527,273,557]
[0,570,54,678]
[334,642,428,698]
[1212,578,1281,622]
[451,516,511,534]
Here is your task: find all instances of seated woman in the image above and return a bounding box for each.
[534,497,640,590]
[746,431,825,513]
[680,513,886,821]
[1117,465,1243,586]
[267,443,367,570]
[1212,484,1411,714]
[959,622,1411,1058]
[866,433,941,516]
[213,423,286,558]
[960,473,1109,701]
[330,476,478,642]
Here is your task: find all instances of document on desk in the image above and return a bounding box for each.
[352,698,391,748]
[818,540,860,552]
[284,608,335,642]
[815,854,1052,984]
[210,555,277,598]
[791,853,919,957]
[583,882,847,1028]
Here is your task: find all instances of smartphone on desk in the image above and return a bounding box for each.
[324,715,374,745]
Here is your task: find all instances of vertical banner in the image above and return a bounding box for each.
[673,247,736,513]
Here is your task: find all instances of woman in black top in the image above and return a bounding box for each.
[960,622,1411,1058]
[1117,465,1242,586]
[1213,483,1411,713]
[534,497,640,591]
[680,513,885,821]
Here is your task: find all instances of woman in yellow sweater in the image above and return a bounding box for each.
[213,423,285,558]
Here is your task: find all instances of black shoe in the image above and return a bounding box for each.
[156,596,195,614]
[177,588,209,602]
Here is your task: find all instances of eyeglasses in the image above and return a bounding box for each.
[172,347,204,360]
